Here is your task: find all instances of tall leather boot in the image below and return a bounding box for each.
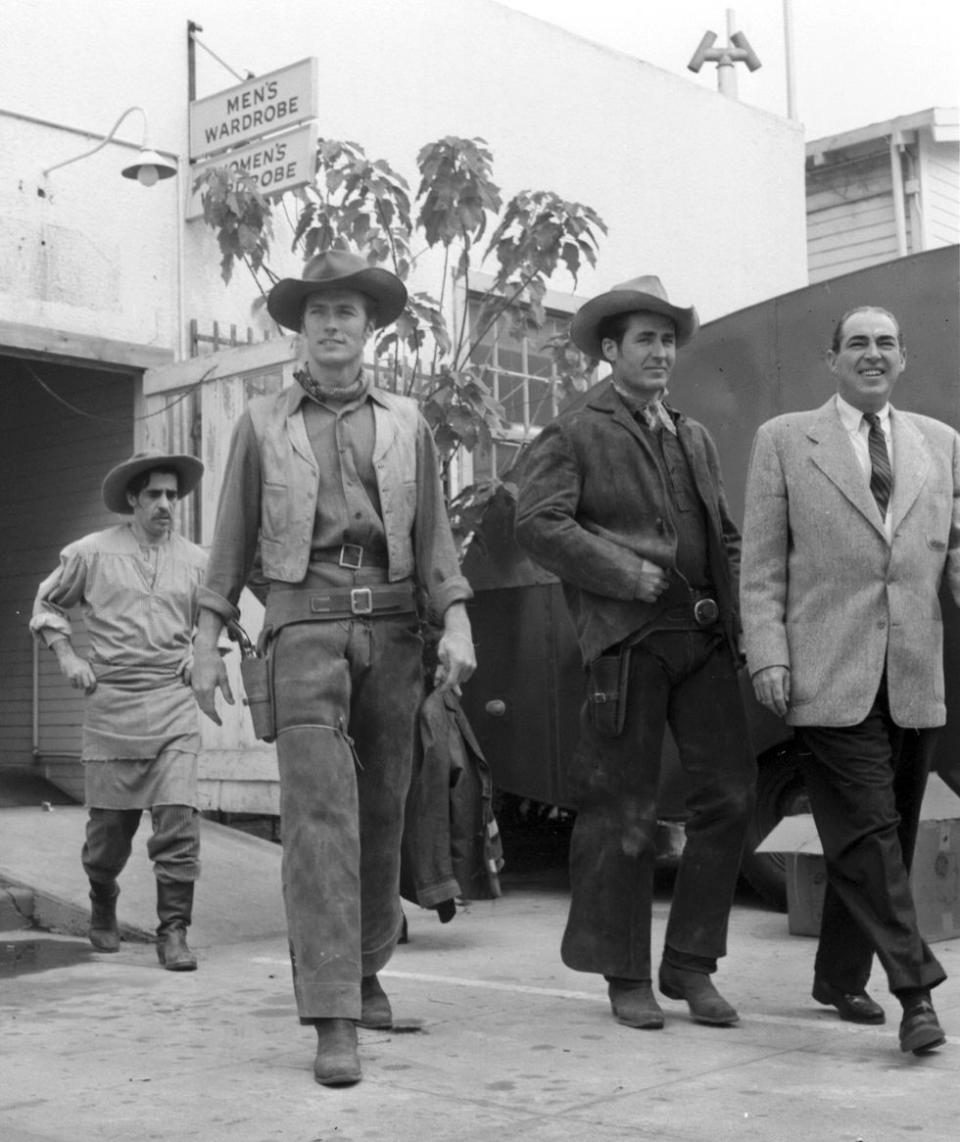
[89,880,120,952]
[156,880,198,971]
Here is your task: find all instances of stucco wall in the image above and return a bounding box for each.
[2,0,807,356]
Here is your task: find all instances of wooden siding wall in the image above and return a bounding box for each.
[140,379,201,543]
[806,150,902,284]
[144,344,295,813]
[920,139,960,248]
[0,358,133,772]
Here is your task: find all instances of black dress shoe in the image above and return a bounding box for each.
[812,979,885,1024]
[899,1000,946,1055]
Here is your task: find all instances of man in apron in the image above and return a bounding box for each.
[31,450,206,971]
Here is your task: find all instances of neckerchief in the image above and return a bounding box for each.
[612,385,677,436]
[294,365,370,407]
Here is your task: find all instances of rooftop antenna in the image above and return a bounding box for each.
[687,9,761,100]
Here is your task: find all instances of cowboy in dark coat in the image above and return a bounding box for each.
[515,276,755,1030]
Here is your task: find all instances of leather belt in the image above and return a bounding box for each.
[267,582,416,627]
[661,587,720,628]
[311,544,388,570]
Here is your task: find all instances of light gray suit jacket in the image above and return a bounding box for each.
[741,396,960,728]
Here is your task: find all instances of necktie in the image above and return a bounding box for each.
[864,412,893,518]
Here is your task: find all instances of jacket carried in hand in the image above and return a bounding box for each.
[514,379,743,665]
[400,689,504,913]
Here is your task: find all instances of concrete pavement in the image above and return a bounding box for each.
[0,804,287,945]
[2,808,959,1142]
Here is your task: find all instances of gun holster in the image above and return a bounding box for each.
[231,622,277,743]
[585,642,632,738]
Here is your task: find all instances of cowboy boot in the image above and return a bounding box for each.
[658,963,739,1026]
[359,974,393,1029]
[156,880,198,971]
[606,978,665,1029]
[313,1019,361,1086]
[88,880,120,952]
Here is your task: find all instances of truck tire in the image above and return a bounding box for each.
[740,741,812,910]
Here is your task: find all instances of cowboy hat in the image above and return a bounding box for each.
[102,450,204,515]
[266,249,408,333]
[570,275,699,358]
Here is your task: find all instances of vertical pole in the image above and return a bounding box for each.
[782,0,798,120]
[187,20,199,102]
[889,135,909,257]
[718,10,738,99]
[183,21,202,364]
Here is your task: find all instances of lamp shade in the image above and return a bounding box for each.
[122,148,177,185]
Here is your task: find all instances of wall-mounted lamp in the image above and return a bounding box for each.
[42,106,177,187]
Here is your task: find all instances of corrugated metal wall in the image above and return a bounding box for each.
[0,356,133,778]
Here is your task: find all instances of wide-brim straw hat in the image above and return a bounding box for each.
[570,275,699,358]
[267,249,408,333]
[102,450,204,515]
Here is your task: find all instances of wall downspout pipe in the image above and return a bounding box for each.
[889,133,909,257]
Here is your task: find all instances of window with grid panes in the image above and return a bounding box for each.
[468,299,576,482]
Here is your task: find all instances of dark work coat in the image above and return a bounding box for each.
[514,379,742,665]
[400,689,504,914]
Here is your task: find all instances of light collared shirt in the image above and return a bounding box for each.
[611,385,678,436]
[835,392,894,540]
[199,381,472,623]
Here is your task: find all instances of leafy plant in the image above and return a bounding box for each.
[194,169,276,290]
[195,136,607,541]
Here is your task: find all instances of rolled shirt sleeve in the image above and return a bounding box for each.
[30,547,88,646]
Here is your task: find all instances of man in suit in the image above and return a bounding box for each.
[741,305,960,1055]
[515,275,756,1031]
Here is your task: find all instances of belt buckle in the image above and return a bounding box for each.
[350,587,373,615]
[693,597,719,627]
[339,544,364,570]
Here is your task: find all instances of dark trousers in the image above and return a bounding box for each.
[561,630,756,981]
[272,614,423,1022]
[797,684,946,996]
[82,805,200,885]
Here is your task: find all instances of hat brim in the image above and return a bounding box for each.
[570,291,699,358]
[102,453,204,515]
[267,267,408,333]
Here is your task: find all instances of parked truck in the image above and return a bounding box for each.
[459,246,960,907]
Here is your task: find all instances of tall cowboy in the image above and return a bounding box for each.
[515,275,755,1031]
[191,250,475,1087]
[31,450,207,970]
